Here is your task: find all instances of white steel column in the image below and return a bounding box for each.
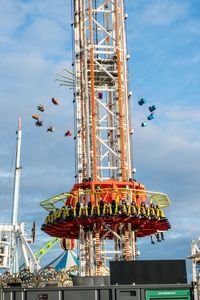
[11,117,22,273]
[0,119,40,274]
[12,117,22,226]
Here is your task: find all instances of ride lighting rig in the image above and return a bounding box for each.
[41,0,171,276]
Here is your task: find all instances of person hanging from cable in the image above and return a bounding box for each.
[47,126,55,133]
[32,114,40,120]
[51,97,59,105]
[64,130,72,137]
[35,120,43,127]
[37,104,45,112]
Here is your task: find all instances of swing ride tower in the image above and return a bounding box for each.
[41,0,171,277]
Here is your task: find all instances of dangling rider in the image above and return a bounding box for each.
[35,120,43,127]
[51,97,59,105]
[37,104,45,112]
[64,130,72,137]
[47,126,55,133]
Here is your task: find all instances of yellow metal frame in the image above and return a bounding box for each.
[40,193,76,212]
[34,237,59,260]
[40,189,171,212]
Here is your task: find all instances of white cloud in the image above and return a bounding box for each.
[141,1,188,26]
[0,1,26,37]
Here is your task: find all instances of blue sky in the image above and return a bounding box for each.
[0,0,200,276]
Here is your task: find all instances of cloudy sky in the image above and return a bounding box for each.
[0,0,199,277]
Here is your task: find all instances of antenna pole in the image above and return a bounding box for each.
[12,117,22,226]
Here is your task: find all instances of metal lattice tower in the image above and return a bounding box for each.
[73,0,132,183]
[41,0,171,277]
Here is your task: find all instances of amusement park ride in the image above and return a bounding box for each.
[41,0,171,277]
[1,6,200,300]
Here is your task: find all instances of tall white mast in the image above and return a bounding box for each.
[0,117,40,274]
[12,117,22,227]
[11,117,22,273]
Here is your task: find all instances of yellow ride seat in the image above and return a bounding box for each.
[80,206,88,218]
[158,208,165,219]
[149,207,156,218]
[50,213,54,224]
[55,208,62,221]
[73,207,77,217]
[136,206,141,217]
[140,206,146,217]
[93,205,100,216]
[115,203,119,214]
[67,207,74,218]
[145,207,150,218]
[45,215,49,225]
[121,203,127,215]
[88,205,94,217]
[129,204,137,216]
[105,204,112,216]
[62,207,68,220]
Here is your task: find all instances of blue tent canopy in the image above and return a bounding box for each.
[44,250,78,272]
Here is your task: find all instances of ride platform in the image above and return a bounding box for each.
[41,179,171,240]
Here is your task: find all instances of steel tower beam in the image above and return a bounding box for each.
[73,0,132,182]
